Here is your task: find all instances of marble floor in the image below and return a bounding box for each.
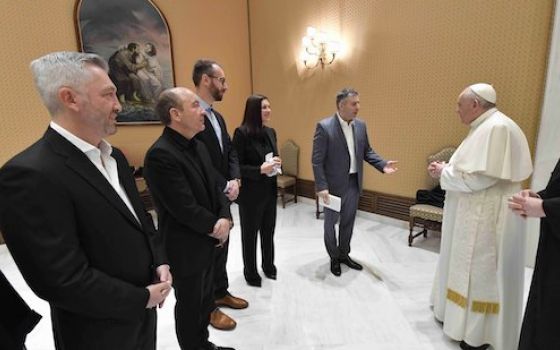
[0,199,533,350]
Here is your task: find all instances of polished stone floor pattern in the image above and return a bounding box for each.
[0,199,532,349]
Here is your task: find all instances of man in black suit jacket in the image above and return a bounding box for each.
[0,52,172,349]
[144,87,235,350]
[192,59,247,330]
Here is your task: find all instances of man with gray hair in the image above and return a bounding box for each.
[0,51,171,349]
[429,83,532,350]
[312,88,398,277]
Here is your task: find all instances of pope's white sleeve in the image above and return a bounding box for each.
[440,165,499,193]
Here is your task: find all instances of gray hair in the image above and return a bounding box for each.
[336,88,359,108]
[30,51,109,116]
[464,88,496,110]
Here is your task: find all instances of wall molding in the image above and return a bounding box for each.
[0,179,415,246]
[297,179,415,222]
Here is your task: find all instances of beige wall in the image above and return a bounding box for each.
[248,0,553,197]
[0,0,251,167]
[1,1,554,200]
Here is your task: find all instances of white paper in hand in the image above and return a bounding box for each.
[265,152,273,162]
[265,152,282,177]
[322,194,341,212]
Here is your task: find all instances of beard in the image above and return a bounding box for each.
[210,84,224,102]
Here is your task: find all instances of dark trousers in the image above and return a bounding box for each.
[213,236,229,299]
[324,173,359,259]
[239,192,277,279]
[174,263,215,350]
[51,308,156,350]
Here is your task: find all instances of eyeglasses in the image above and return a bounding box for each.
[209,75,227,85]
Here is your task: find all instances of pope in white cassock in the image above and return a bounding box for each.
[429,83,532,350]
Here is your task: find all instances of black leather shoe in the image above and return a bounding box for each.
[263,265,277,280]
[264,271,277,280]
[245,275,262,287]
[204,342,235,350]
[459,341,490,350]
[340,256,363,270]
[330,258,341,276]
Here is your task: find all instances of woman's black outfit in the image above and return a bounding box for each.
[232,126,278,286]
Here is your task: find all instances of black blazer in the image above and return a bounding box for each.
[0,128,165,347]
[195,109,241,190]
[519,159,560,348]
[144,127,231,277]
[233,126,279,205]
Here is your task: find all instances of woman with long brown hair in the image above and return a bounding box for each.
[233,94,282,287]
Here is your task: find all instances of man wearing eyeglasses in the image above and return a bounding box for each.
[192,59,248,331]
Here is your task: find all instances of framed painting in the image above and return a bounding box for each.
[75,0,175,124]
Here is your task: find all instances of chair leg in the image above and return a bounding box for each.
[294,182,298,203]
[409,217,430,246]
[281,188,286,208]
[408,217,415,246]
[315,197,320,219]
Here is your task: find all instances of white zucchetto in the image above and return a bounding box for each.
[469,83,497,104]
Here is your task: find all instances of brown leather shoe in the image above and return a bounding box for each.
[209,308,236,331]
[215,293,249,309]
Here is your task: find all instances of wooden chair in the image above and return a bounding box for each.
[408,147,456,246]
[135,176,155,212]
[277,140,299,208]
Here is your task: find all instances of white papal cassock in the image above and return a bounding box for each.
[431,108,532,350]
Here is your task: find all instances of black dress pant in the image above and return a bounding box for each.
[212,236,229,299]
[239,191,277,280]
[174,262,215,350]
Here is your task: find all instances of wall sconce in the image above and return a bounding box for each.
[301,26,341,69]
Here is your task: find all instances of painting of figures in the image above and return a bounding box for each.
[76,0,174,123]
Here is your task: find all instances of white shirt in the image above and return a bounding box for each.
[49,121,140,223]
[337,113,357,174]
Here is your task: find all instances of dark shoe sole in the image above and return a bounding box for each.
[340,259,363,270]
[264,272,277,280]
[460,341,490,350]
[245,278,262,287]
[330,268,341,276]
